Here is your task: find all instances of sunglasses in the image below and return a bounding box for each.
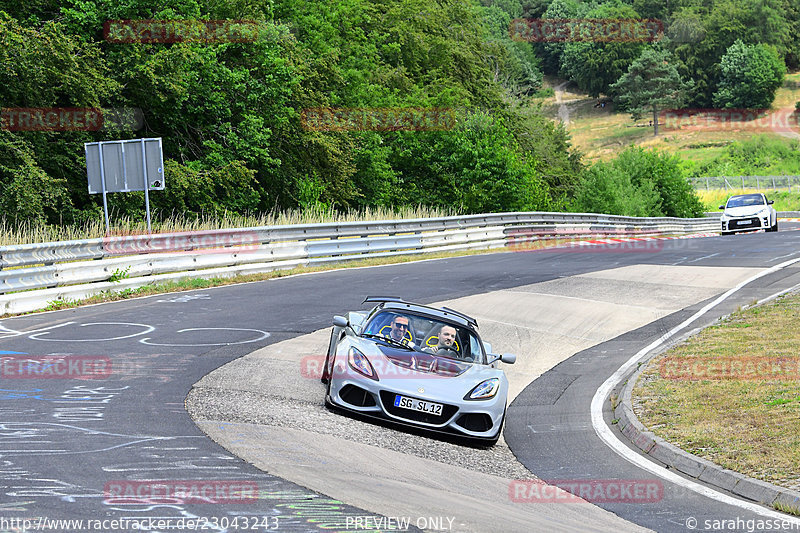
[393,322,409,329]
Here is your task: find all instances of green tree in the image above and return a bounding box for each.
[558,1,645,97]
[481,4,543,97]
[0,132,72,224]
[611,48,692,136]
[667,0,793,107]
[713,40,786,109]
[385,113,552,213]
[537,0,588,75]
[505,107,584,200]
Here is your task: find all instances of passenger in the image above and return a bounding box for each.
[423,325,458,355]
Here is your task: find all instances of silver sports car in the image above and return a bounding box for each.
[321,296,516,445]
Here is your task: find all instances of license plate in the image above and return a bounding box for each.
[394,395,443,416]
[735,220,751,226]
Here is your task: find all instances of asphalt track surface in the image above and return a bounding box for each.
[1,224,800,532]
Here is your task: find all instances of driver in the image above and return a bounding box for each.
[383,314,416,348]
[422,325,458,355]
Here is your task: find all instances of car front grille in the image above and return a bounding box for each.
[379,391,458,424]
[728,217,759,230]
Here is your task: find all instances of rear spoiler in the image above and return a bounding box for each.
[361,296,478,328]
[362,296,405,304]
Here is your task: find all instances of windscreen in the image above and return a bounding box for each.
[726,194,766,208]
[362,310,484,364]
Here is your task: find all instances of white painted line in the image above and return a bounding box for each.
[139,327,270,346]
[591,256,800,522]
[0,322,74,340]
[767,250,800,263]
[27,322,155,342]
[686,252,721,264]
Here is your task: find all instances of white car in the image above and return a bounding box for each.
[719,193,777,235]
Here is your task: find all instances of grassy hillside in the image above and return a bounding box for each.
[537,73,800,167]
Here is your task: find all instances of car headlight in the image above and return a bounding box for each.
[719,213,729,221]
[466,378,500,400]
[347,347,378,381]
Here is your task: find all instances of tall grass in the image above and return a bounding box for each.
[0,205,460,246]
[697,188,800,211]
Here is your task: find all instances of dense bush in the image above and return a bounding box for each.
[574,163,662,217]
[575,148,704,218]
[384,113,553,213]
[689,135,800,177]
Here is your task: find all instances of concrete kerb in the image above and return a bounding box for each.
[613,328,800,514]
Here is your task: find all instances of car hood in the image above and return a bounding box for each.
[723,205,769,217]
[376,344,472,377]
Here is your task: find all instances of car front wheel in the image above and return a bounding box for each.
[322,328,339,383]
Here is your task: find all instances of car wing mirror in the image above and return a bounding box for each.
[768,200,774,205]
[332,315,348,328]
[487,353,516,365]
[718,205,725,210]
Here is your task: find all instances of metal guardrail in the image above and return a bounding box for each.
[0,212,719,315]
[704,211,800,218]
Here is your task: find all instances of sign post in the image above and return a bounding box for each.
[85,138,165,234]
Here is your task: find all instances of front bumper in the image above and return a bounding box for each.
[327,374,506,440]
[721,215,770,233]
